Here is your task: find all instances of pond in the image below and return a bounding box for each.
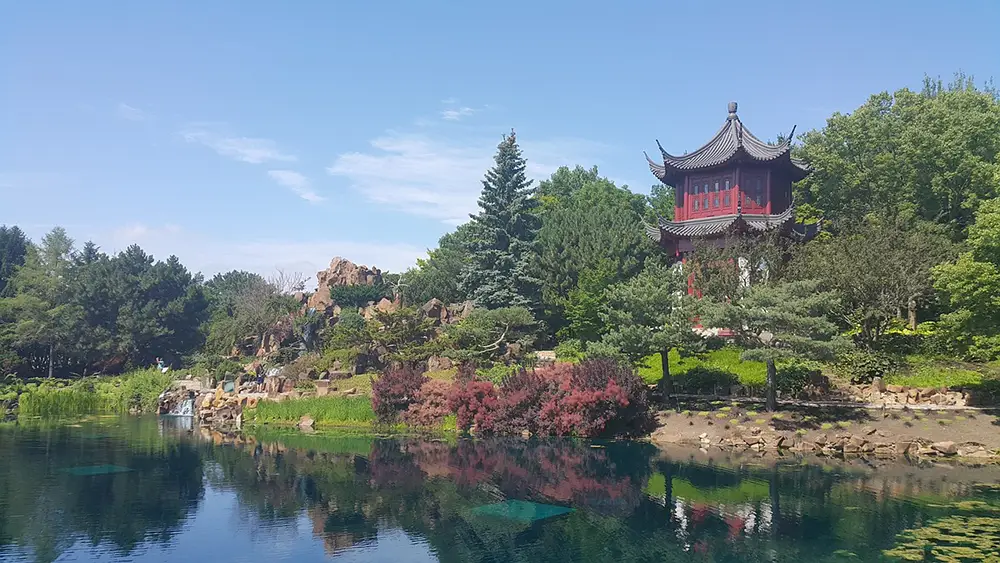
[1,418,999,562]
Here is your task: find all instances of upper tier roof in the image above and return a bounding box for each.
[646,102,810,183]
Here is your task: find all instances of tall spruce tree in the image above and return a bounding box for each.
[461,131,542,311]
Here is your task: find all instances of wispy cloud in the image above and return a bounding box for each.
[439,98,482,121]
[327,131,610,224]
[180,125,297,164]
[441,106,477,121]
[267,170,324,203]
[117,103,147,122]
[102,223,425,281]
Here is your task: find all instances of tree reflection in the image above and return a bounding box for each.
[2,420,995,563]
[0,420,204,563]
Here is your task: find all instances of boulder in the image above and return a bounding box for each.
[298,415,315,430]
[844,436,867,454]
[375,297,397,313]
[315,379,330,397]
[536,351,557,367]
[329,370,352,380]
[871,377,886,393]
[874,442,897,456]
[427,356,454,372]
[931,441,958,455]
[307,257,383,310]
[421,298,448,324]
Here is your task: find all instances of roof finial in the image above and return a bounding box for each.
[727,101,738,119]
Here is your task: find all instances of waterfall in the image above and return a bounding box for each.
[169,398,194,417]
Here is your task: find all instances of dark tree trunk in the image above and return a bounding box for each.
[657,349,673,399]
[765,359,777,412]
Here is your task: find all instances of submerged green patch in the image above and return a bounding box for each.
[469,500,574,523]
[60,464,133,476]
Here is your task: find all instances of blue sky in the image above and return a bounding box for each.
[2,0,998,286]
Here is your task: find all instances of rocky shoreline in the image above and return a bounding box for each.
[668,426,997,461]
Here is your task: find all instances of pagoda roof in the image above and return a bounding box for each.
[645,102,810,182]
[644,205,798,242]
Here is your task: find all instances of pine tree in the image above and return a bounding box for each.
[591,261,702,398]
[697,279,844,411]
[461,131,542,311]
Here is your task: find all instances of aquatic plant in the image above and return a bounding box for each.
[18,386,102,417]
[16,369,173,417]
[883,514,1000,561]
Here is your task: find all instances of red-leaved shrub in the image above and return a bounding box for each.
[402,379,452,427]
[447,378,498,433]
[477,368,553,435]
[372,367,428,424]
[534,359,654,438]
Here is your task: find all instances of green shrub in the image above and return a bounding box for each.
[838,349,897,384]
[192,354,244,379]
[274,346,300,365]
[776,362,820,395]
[674,367,738,393]
[98,368,175,413]
[315,348,358,373]
[477,363,520,384]
[554,339,585,363]
[329,283,387,308]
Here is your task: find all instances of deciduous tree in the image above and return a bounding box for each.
[933,197,1000,360]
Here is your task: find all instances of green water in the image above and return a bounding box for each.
[1,417,999,562]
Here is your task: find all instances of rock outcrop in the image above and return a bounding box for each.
[419,298,474,326]
[849,383,969,407]
[307,257,383,311]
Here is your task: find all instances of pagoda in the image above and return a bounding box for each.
[644,102,818,257]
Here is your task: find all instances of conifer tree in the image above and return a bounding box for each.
[461,131,542,311]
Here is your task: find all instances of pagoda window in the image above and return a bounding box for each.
[742,171,766,207]
[693,199,700,211]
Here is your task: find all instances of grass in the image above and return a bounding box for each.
[884,358,984,389]
[247,395,458,433]
[638,347,767,387]
[248,395,376,427]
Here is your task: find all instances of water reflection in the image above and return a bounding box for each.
[1,418,1000,562]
